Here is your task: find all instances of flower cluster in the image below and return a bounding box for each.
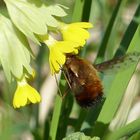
[1,0,93,109]
[12,22,92,108]
[45,22,93,74]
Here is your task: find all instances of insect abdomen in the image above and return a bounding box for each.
[65,55,103,108]
[75,79,103,107]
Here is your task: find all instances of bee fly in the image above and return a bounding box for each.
[63,52,140,108]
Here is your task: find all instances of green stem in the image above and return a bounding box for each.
[72,0,85,22]
[49,94,62,140]
[115,4,140,57]
[105,119,140,140]
[82,0,92,21]
[95,0,123,64]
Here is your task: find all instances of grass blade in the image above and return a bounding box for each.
[95,0,124,64]
[49,94,62,140]
[106,119,140,140]
[92,25,140,138]
[72,0,85,22]
[115,4,140,57]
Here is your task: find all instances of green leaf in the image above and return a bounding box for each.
[92,25,140,137]
[39,4,67,27]
[128,131,140,140]
[49,74,65,140]
[72,0,85,22]
[95,0,125,64]
[4,0,67,44]
[106,119,140,140]
[0,121,30,140]
[49,94,63,140]
[134,15,140,24]
[4,0,48,44]
[63,132,100,140]
[0,14,32,82]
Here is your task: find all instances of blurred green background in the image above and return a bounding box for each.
[0,0,140,140]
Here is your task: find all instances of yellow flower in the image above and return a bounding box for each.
[13,78,41,108]
[45,35,80,74]
[59,22,93,46]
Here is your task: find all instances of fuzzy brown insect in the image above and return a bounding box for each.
[64,55,103,107]
[63,52,140,108]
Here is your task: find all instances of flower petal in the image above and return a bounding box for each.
[49,49,61,73]
[26,85,41,103]
[55,41,80,53]
[13,86,27,108]
[45,36,81,74]
[59,22,93,46]
[13,79,41,108]
[62,27,89,46]
[49,47,66,74]
[68,22,93,28]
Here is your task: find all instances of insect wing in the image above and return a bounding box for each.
[95,52,140,74]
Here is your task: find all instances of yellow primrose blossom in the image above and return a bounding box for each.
[58,22,93,46]
[45,35,80,74]
[13,78,41,108]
